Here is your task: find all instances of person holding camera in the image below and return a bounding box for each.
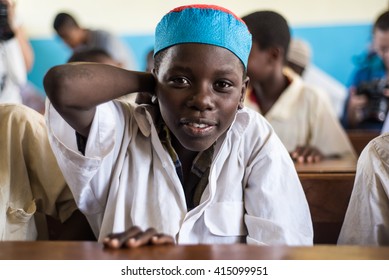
[0,0,34,104]
[342,10,389,130]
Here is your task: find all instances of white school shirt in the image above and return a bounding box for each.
[338,133,389,245]
[46,100,313,245]
[0,38,26,104]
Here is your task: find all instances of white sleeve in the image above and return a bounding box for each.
[338,137,389,245]
[45,100,127,215]
[243,120,313,245]
[4,38,27,86]
[382,114,389,134]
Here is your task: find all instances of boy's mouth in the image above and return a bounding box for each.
[187,122,209,128]
[180,118,217,136]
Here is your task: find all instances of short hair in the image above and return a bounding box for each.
[242,11,290,60]
[67,48,112,63]
[374,11,389,32]
[53,12,79,32]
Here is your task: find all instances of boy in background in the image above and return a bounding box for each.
[53,12,135,70]
[242,11,355,163]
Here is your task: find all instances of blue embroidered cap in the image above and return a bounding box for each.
[154,4,252,69]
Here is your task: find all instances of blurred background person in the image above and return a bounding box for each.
[342,10,389,131]
[0,0,33,104]
[287,38,347,118]
[242,10,355,163]
[53,12,136,70]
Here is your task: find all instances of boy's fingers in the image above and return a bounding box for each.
[125,227,158,248]
[103,226,142,249]
[150,234,175,245]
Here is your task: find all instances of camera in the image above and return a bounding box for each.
[0,3,14,41]
[356,78,389,123]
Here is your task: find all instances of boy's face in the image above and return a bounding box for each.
[57,25,84,49]
[154,43,249,152]
[373,29,389,69]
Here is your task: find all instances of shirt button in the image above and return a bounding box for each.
[162,162,168,168]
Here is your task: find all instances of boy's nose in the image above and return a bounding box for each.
[186,84,215,111]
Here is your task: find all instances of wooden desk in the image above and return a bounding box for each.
[0,242,388,260]
[296,157,357,245]
[347,129,380,155]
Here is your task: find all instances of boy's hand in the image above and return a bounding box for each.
[103,226,175,249]
[291,145,323,163]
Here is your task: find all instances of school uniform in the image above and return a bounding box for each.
[46,100,313,245]
[245,67,356,158]
[338,133,389,245]
[0,104,77,240]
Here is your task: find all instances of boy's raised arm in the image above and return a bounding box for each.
[44,63,155,136]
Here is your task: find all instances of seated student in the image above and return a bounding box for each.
[342,11,389,130]
[242,11,356,163]
[53,12,135,70]
[0,103,94,240]
[44,4,313,248]
[338,133,389,245]
[287,38,347,118]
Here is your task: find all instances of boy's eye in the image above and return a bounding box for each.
[170,77,190,86]
[214,81,232,90]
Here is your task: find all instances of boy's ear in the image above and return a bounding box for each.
[239,76,250,109]
[269,46,284,63]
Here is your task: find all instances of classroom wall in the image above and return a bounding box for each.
[15,0,389,94]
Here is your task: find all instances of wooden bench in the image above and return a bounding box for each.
[347,129,380,155]
[296,157,356,244]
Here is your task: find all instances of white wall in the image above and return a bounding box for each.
[17,0,389,38]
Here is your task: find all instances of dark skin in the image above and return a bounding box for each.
[247,42,323,163]
[44,43,249,249]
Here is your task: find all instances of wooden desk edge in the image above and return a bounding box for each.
[0,242,388,260]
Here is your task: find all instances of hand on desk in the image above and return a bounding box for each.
[103,226,175,249]
[291,145,323,163]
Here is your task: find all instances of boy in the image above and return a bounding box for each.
[242,11,355,163]
[53,12,135,70]
[287,38,347,118]
[44,5,313,248]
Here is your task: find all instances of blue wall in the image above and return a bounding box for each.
[28,23,372,96]
[292,23,372,87]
